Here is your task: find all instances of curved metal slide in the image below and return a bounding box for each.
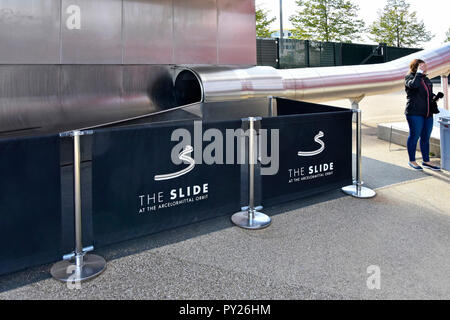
[174,43,450,105]
[2,43,449,136]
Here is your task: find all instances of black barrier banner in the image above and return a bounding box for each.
[92,120,243,246]
[0,135,61,275]
[261,99,352,206]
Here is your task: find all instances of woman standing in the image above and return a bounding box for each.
[404,59,441,171]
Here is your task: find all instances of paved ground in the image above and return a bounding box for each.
[1,92,449,300]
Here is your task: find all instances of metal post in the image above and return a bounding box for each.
[51,130,106,283]
[279,0,283,56]
[73,133,83,255]
[349,95,364,122]
[341,109,376,198]
[305,40,310,67]
[268,96,276,117]
[441,75,448,110]
[231,117,271,229]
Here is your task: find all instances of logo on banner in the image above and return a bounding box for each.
[298,131,325,157]
[154,145,195,181]
[289,130,334,184]
[140,145,206,214]
[138,121,280,214]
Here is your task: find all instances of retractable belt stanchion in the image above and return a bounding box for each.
[51,130,106,282]
[268,96,276,116]
[231,117,272,229]
[342,109,376,198]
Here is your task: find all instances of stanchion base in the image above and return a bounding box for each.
[341,185,376,198]
[51,254,106,282]
[231,211,271,230]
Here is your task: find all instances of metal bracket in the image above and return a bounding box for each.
[241,206,263,211]
[349,95,365,106]
[242,116,262,122]
[59,130,94,138]
[62,245,94,261]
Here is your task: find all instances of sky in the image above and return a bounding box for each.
[255,0,449,48]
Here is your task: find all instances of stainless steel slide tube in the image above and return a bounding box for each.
[175,43,450,106]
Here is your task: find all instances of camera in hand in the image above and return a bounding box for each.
[433,92,444,102]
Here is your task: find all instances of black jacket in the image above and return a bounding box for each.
[405,72,435,117]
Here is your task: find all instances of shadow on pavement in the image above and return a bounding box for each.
[360,156,426,189]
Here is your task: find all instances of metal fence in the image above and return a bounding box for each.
[257,38,422,69]
[256,38,279,68]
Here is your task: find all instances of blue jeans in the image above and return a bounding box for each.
[406,115,434,162]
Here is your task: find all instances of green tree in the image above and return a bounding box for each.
[368,0,434,47]
[446,28,450,42]
[256,7,276,38]
[288,0,365,42]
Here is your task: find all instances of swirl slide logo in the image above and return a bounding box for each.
[297,131,325,157]
[154,145,195,181]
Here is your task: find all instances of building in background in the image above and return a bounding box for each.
[270,29,294,39]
